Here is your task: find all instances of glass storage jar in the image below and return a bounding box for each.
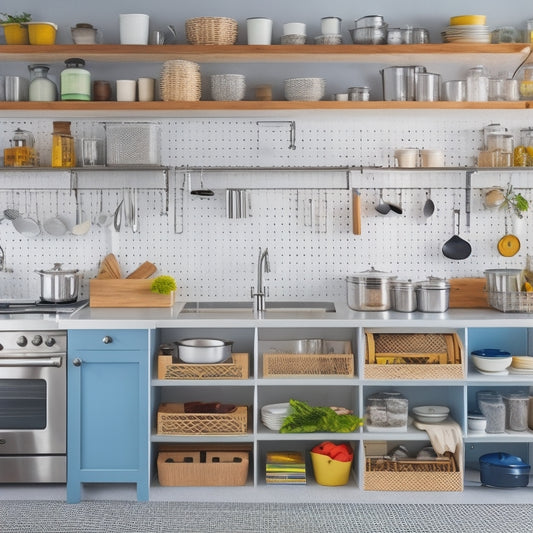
[466,65,489,101]
[61,58,91,101]
[513,127,533,166]
[28,64,57,102]
[51,121,76,168]
[3,128,37,167]
[518,66,533,100]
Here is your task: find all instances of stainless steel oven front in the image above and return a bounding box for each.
[0,330,66,483]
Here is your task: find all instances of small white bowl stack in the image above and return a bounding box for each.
[261,402,291,430]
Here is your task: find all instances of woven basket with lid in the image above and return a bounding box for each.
[159,60,201,102]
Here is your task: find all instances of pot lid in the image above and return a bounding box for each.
[37,262,79,275]
[391,279,416,288]
[347,266,396,282]
[416,276,450,289]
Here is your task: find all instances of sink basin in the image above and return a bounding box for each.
[180,301,336,314]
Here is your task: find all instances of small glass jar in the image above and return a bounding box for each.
[519,66,533,100]
[61,58,91,101]
[466,65,489,102]
[348,86,370,101]
[28,64,57,102]
[514,128,533,167]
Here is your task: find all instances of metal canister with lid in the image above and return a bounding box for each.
[348,86,370,101]
[390,280,417,312]
[415,277,450,312]
[346,267,397,311]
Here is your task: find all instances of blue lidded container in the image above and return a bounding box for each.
[479,452,530,488]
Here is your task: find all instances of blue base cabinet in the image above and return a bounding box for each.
[67,329,150,503]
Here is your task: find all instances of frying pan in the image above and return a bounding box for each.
[442,209,472,260]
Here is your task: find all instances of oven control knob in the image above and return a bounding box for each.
[102,336,113,344]
[44,336,56,347]
[16,336,28,347]
[32,335,43,346]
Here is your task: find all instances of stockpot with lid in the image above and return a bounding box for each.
[380,65,426,101]
[36,262,80,303]
[415,277,450,312]
[390,279,417,312]
[346,267,397,311]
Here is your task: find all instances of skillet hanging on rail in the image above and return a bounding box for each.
[497,206,520,257]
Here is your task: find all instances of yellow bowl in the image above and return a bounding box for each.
[25,22,58,45]
[1,23,29,44]
[310,451,353,486]
[450,15,486,26]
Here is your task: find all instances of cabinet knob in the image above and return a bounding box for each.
[102,336,113,344]
[73,358,82,367]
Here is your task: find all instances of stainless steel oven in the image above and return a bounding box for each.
[0,330,66,483]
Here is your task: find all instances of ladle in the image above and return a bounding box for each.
[191,170,214,197]
[388,190,403,215]
[375,189,391,215]
[442,209,472,260]
[43,191,67,236]
[423,189,435,218]
[71,191,91,236]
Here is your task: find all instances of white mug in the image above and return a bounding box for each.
[116,79,137,101]
[137,77,155,101]
[246,17,273,45]
[394,148,419,168]
[420,149,444,168]
[119,14,149,45]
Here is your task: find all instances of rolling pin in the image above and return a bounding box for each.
[352,188,361,235]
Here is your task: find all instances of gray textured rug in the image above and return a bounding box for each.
[0,501,531,533]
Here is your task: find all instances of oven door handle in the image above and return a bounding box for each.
[0,356,63,367]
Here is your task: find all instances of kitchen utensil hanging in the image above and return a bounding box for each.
[190,169,214,196]
[352,188,361,235]
[423,189,435,218]
[497,205,520,257]
[442,208,472,260]
[375,188,391,215]
[301,190,327,233]
[43,191,68,236]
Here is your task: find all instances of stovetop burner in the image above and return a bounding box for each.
[0,299,89,314]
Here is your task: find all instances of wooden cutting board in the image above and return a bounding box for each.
[448,278,489,308]
[96,253,122,279]
[126,261,157,279]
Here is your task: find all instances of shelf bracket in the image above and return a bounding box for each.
[465,170,476,227]
[256,120,296,150]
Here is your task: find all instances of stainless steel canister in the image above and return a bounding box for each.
[415,277,450,312]
[380,65,426,101]
[36,263,80,303]
[390,280,417,312]
[415,72,441,101]
[346,267,397,311]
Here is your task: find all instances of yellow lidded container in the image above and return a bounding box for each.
[1,23,29,44]
[25,22,57,45]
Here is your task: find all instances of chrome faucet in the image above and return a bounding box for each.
[251,247,270,311]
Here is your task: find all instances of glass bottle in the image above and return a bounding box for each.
[60,58,91,101]
[466,65,489,101]
[51,121,76,168]
[4,128,37,167]
[28,64,57,102]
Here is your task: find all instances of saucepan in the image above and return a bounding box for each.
[36,263,81,303]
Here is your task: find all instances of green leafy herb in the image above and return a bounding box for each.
[502,185,529,219]
[279,399,364,433]
[0,12,32,24]
[150,275,177,295]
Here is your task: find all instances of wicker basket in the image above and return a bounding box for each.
[185,17,238,45]
[263,353,354,377]
[157,403,248,435]
[364,332,464,380]
[284,77,326,101]
[364,452,463,491]
[157,450,249,486]
[210,74,246,101]
[157,353,249,380]
[159,60,201,102]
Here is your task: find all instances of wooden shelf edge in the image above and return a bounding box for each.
[0,43,530,63]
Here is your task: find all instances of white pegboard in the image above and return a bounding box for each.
[1,112,533,301]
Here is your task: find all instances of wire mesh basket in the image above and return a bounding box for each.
[185,17,238,45]
[488,290,533,312]
[105,122,160,166]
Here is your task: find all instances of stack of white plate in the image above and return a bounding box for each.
[261,402,290,431]
[441,25,490,43]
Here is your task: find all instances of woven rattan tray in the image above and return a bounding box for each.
[157,353,249,380]
[364,332,464,380]
[263,352,354,378]
[364,452,463,492]
[157,403,248,435]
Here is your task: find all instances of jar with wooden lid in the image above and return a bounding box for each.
[51,121,76,168]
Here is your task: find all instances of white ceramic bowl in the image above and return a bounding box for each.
[471,354,512,373]
[412,405,450,423]
[468,414,487,431]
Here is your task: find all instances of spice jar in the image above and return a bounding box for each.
[28,64,57,102]
[51,121,76,168]
[61,58,91,101]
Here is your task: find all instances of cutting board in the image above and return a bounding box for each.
[449,278,489,308]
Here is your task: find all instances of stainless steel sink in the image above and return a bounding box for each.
[180,301,336,314]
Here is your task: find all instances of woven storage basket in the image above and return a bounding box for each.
[157,450,249,486]
[284,77,325,101]
[263,353,354,377]
[364,332,465,380]
[210,74,246,101]
[185,17,238,45]
[160,60,201,102]
[364,452,463,491]
[158,353,249,380]
[157,403,248,435]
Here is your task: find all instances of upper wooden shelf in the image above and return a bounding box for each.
[0,43,530,65]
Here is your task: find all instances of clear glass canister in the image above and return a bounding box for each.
[519,66,533,100]
[28,64,57,102]
[466,65,489,102]
[503,391,529,431]
[3,128,37,167]
[348,86,370,101]
[51,121,76,168]
[61,58,91,101]
[477,391,505,433]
